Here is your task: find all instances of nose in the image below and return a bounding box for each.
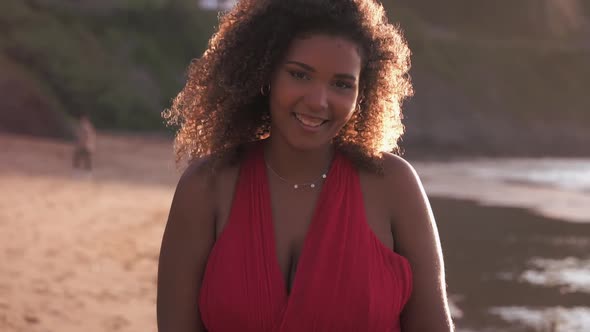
[304,84,329,113]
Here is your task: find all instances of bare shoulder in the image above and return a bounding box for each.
[166,158,219,229]
[157,158,218,332]
[381,152,421,182]
[380,152,454,331]
[379,152,435,254]
[178,158,216,194]
[379,152,428,221]
[174,156,238,207]
[159,156,219,265]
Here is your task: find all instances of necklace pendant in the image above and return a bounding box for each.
[310,184,315,188]
[294,184,299,189]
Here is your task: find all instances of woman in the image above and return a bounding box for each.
[157,0,454,331]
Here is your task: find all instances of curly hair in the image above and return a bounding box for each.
[163,0,413,173]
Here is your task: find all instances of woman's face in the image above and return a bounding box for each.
[268,34,362,151]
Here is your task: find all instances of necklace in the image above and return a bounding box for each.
[265,159,328,189]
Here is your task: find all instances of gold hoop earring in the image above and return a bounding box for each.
[357,92,365,106]
[355,101,363,113]
[260,84,270,96]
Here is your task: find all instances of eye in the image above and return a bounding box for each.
[333,80,354,90]
[288,70,310,81]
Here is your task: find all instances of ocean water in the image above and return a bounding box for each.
[414,158,590,223]
[465,158,590,193]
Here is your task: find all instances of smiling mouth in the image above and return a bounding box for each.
[293,113,328,127]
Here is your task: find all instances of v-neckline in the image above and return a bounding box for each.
[259,149,339,299]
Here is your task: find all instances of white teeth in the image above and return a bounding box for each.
[295,113,325,127]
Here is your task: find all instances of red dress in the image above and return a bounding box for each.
[199,146,413,331]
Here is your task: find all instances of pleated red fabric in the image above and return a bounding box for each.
[199,146,413,331]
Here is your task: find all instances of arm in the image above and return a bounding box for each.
[157,162,216,332]
[383,154,454,332]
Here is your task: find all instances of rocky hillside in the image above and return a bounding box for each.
[1,0,589,156]
[385,0,590,157]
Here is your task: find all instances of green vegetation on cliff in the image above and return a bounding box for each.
[0,0,218,136]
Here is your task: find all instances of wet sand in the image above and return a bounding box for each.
[1,132,588,332]
[433,198,590,331]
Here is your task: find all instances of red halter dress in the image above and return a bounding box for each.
[199,146,413,331]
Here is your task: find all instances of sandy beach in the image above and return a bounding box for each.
[0,133,178,332]
[1,133,588,332]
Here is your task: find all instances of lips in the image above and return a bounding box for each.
[293,113,328,128]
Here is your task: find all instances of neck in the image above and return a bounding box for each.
[263,135,334,184]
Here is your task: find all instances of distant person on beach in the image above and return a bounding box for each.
[158,1,453,331]
[72,113,96,171]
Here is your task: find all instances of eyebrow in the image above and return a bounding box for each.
[285,60,357,81]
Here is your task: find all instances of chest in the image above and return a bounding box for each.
[266,173,394,292]
[202,161,411,332]
[213,165,396,292]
